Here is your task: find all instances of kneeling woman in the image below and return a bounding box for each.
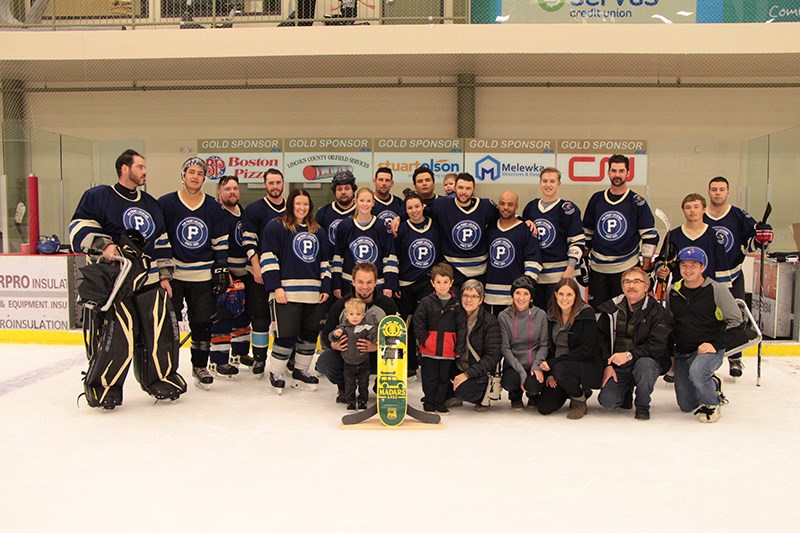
[499,276,549,410]
[260,189,331,394]
[539,278,601,419]
[451,280,502,411]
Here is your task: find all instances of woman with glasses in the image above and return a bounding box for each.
[596,266,671,421]
[450,280,502,412]
[539,278,602,419]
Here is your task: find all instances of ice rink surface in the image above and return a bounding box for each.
[2,345,800,532]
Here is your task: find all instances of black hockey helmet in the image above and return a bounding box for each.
[331,170,356,192]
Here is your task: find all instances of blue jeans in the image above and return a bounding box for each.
[598,357,661,410]
[674,349,725,412]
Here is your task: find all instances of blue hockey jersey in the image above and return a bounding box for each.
[260,219,331,304]
[583,189,659,274]
[242,197,285,274]
[316,201,356,248]
[332,216,399,291]
[425,196,499,278]
[69,184,172,286]
[158,192,228,283]
[667,224,733,287]
[221,204,248,277]
[396,217,442,287]
[485,220,543,306]
[372,194,404,234]
[704,205,757,282]
[522,198,585,284]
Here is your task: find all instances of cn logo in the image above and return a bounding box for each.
[568,156,637,182]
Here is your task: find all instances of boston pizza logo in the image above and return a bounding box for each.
[598,211,627,241]
[293,232,319,263]
[177,217,208,249]
[122,207,155,241]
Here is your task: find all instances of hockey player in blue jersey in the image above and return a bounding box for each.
[395,190,442,378]
[208,175,251,381]
[412,166,439,206]
[656,193,733,289]
[242,168,286,377]
[706,176,773,377]
[485,191,542,314]
[260,188,331,394]
[522,167,586,310]
[332,187,399,298]
[371,166,404,232]
[159,157,229,391]
[583,154,659,309]
[69,149,186,408]
[316,170,357,249]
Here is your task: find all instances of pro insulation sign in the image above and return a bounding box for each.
[284,138,373,184]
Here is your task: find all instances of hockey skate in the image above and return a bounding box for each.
[291,368,319,391]
[209,362,239,380]
[252,359,266,378]
[231,354,255,367]
[269,372,286,394]
[729,358,744,379]
[192,367,214,390]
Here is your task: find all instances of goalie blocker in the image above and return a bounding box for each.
[79,230,187,409]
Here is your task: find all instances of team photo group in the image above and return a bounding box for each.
[68,149,774,424]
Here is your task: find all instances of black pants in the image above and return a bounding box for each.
[501,368,545,402]
[397,276,431,373]
[536,361,586,415]
[453,376,489,405]
[171,279,215,368]
[728,274,745,361]
[344,360,370,403]
[420,357,453,407]
[588,270,623,310]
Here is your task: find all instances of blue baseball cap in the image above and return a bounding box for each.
[677,246,707,268]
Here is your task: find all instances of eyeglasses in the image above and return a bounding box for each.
[622,279,646,286]
[461,293,481,301]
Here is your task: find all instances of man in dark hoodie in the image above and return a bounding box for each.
[597,266,671,421]
[666,247,747,423]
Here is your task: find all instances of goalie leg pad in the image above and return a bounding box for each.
[132,286,187,400]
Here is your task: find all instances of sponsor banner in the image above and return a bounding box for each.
[0,256,71,331]
[373,138,464,183]
[284,137,373,184]
[506,0,697,24]
[556,139,648,185]
[464,138,556,184]
[197,138,283,183]
[720,0,800,23]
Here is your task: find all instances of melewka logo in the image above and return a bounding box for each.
[475,155,501,182]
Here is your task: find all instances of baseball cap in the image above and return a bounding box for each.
[677,246,707,268]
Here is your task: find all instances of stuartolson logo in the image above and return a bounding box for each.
[475,155,501,182]
[538,0,566,12]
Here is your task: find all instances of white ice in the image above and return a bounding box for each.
[1,345,800,532]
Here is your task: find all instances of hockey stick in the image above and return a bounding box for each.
[756,202,772,387]
[653,208,673,302]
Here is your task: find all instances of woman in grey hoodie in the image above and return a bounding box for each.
[498,276,549,410]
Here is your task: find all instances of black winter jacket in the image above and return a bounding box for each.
[456,307,502,381]
[546,304,603,389]
[597,294,672,374]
